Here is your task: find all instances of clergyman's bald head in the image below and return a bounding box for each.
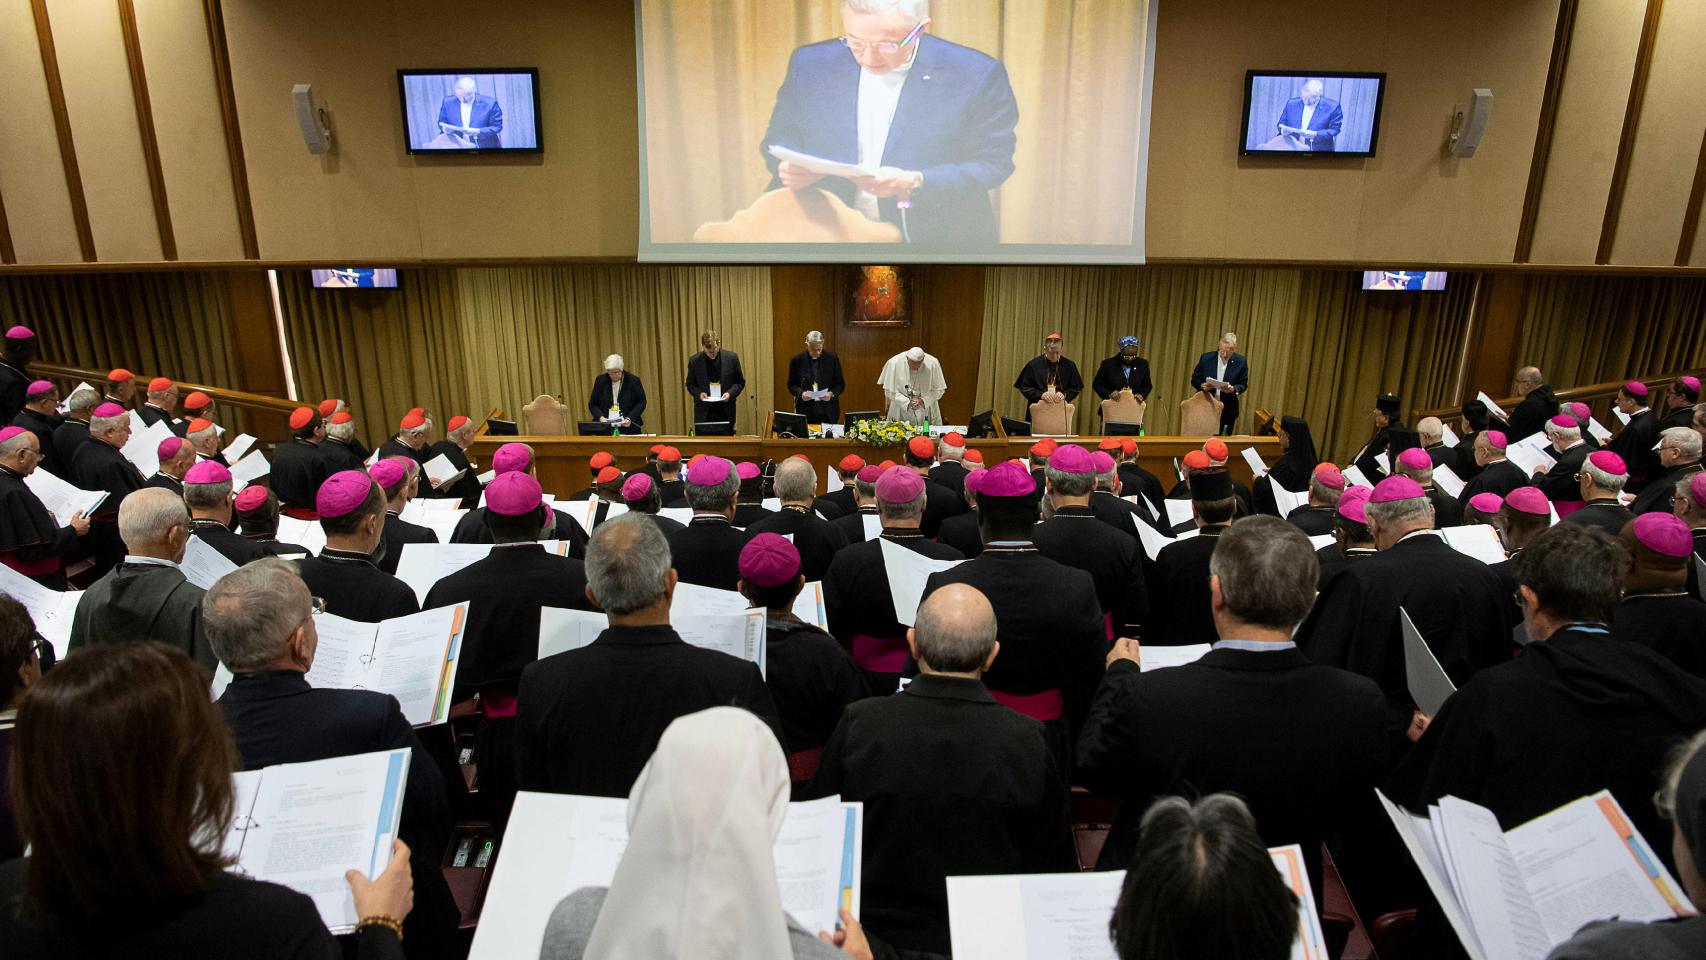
[912,584,997,673]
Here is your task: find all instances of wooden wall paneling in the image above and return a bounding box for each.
[1678,128,1706,266]
[1514,0,1578,263]
[116,0,176,261]
[202,0,258,259]
[0,187,13,264]
[1463,272,1531,399]
[29,0,95,262]
[916,265,985,425]
[1595,0,1665,264]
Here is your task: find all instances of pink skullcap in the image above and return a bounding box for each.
[907,435,935,459]
[621,473,655,501]
[368,459,406,489]
[1313,463,1346,490]
[964,469,983,495]
[976,460,1037,498]
[93,402,126,419]
[1049,445,1094,474]
[1568,402,1591,420]
[1090,451,1116,474]
[687,455,732,487]
[0,427,26,444]
[5,326,32,339]
[1484,430,1507,450]
[315,470,374,519]
[486,472,544,517]
[1586,450,1626,475]
[1397,448,1432,471]
[234,487,270,512]
[1504,487,1550,516]
[183,461,230,485]
[156,437,186,461]
[1690,472,1706,509]
[1624,380,1649,397]
[1336,486,1372,523]
[1549,414,1577,428]
[1682,376,1702,393]
[735,461,760,481]
[739,533,801,588]
[25,380,53,397]
[1370,476,1426,503]
[1633,512,1693,558]
[855,464,884,484]
[876,466,924,504]
[492,442,533,475]
[1467,493,1504,514]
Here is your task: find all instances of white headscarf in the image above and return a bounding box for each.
[583,707,794,960]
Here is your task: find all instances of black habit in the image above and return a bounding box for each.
[1455,458,1530,508]
[1632,462,1704,516]
[189,519,269,566]
[937,511,983,558]
[12,409,62,478]
[1092,355,1153,403]
[71,437,146,576]
[67,561,212,670]
[50,418,90,472]
[1562,499,1632,537]
[317,437,367,475]
[423,543,593,693]
[268,439,329,511]
[1014,355,1084,414]
[1612,590,1706,678]
[448,507,588,558]
[823,529,963,694]
[1286,504,1337,537]
[422,440,481,506]
[294,548,420,623]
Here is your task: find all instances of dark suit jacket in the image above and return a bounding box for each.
[515,624,781,797]
[588,373,647,431]
[1190,351,1249,421]
[760,35,1018,248]
[67,561,212,670]
[424,544,593,692]
[1276,96,1344,150]
[436,93,503,148]
[379,511,438,575]
[664,516,750,590]
[787,351,846,423]
[1092,356,1153,403]
[684,350,745,425]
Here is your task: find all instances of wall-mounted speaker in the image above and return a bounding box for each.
[292,83,332,155]
[1447,88,1493,158]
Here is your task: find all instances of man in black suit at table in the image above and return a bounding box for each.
[1190,333,1249,435]
[786,331,845,425]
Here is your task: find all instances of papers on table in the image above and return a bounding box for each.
[1440,423,1461,448]
[945,845,1327,960]
[228,450,270,490]
[23,468,105,524]
[1139,643,1211,672]
[214,604,468,727]
[0,561,82,653]
[879,538,966,626]
[223,432,258,464]
[421,453,465,490]
[180,535,239,589]
[225,749,410,934]
[794,580,827,629]
[1163,498,1195,529]
[1342,465,1373,489]
[1477,391,1510,421]
[393,540,569,604]
[470,792,862,960]
[1439,524,1507,565]
[120,413,176,477]
[1432,463,1465,498]
[767,143,877,180]
[275,516,327,556]
[1399,606,1455,716]
[1376,788,1694,960]
[1240,447,1267,477]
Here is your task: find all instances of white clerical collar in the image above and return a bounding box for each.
[1212,639,1297,652]
[1395,529,1439,546]
[862,49,917,80]
[126,555,179,569]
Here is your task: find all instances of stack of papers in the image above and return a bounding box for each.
[767,143,877,180]
[23,469,105,524]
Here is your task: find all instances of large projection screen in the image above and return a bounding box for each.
[635,0,1156,264]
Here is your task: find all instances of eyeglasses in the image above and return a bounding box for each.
[841,21,925,56]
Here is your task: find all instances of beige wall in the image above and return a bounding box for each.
[1,0,1703,270]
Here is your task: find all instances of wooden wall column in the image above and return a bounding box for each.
[1461,272,1531,402]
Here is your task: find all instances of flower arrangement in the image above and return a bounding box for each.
[846,418,927,447]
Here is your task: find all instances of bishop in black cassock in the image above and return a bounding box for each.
[1014,335,1083,420]
[684,338,745,426]
[0,429,88,589]
[73,404,147,578]
[786,340,845,424]
[293,470,419,622]
[270,408,330,516]
[1611,514,1706,679]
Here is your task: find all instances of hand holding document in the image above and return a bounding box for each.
[421,453,465,490]
[23,468,105,525]
[0,561,81,652]
[767,144,878,181]
[1476,391,1510,421]
[879,538,966,626]
[225,749,411,933]
[228,450,270,490]
[1504,441,1553,477]
[1343,465,1373,488]
[1139,643,1211,672]
[1240,447,1267,477]
[470,792,863,960]
[223,432,258,463]
[1439,524,1507,564]
[1399,607,1455,716]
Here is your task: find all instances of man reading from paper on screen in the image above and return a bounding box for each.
[761,0,1019,248]
[1274,79,1342,152]
[437,76,504,149]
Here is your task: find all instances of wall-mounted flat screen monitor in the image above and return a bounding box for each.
[398,69,541,154]
[1240,71,1385,157]
[1361,270,1448,291]
[310,269,398,289]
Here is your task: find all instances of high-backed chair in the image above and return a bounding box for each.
[1100,392,1146,428]
[1029,399,1075,436]
[522,395,567,435]
[1178,391,1224,436]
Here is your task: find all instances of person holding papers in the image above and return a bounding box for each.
[1350,394,1404,482]
[1532,414,1594,514]
[67,489,213,669]
[73,402,144,578]
[0,642,415,959]
[234,487,310,558]
[746,459,849,581]
[1283,463,1345,537]
[1190,334,1249,435]
[1609,381,1659,492]
[1503,366,1560,444]
[269,407,330,519]
[1146,468,1237,647]
[684,331,745,427]
[1033,445,1146,639]
[136,376,179,430]
[1454,400,1491,481]
[372,458,437,576]
[183,417,226,467]
[12,381,62,479]
[813,585,1070,957]
[1610,514,1706,679]
[1093,445,1163,540]
[424,415,481,507]
[449,443,588,554]
[0,427,89,589]
[1455,429,1530,510]
[787,331,846,425]
[1395,447,1463,527]
[824,466,964,695]
[1562,450,1634,536]
[295,471,420,623]
[50,385,98,472]
[1092,335,1154,411]
[1633,427,1704,516]
[318,411,367,474]
[664,456,753,591]
[183,461,268,566]
[538,708,869,959]
[828,462,884,548]
[1251,415,1318,517]
[515,515,780,798]
[588,354,649,434]
[207,559,459,957]
[1078,517,1387,895]
[900,436,965,537]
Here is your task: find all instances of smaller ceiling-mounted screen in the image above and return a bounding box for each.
[1362,270,1447,292]
[310,269,398,289]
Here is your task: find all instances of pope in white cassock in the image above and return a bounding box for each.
[879,346,946,425]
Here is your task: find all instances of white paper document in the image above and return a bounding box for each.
[120,415,176,477]
[1432,463,1466,498]
[1613,407,1631,426]
[1584,418,1612,443]
[1441,423,1461,448]
[1126,509,1175,562]
[825,466,844,493]
[1439,525,1507,565]
[228,450,270,489]
[1377,788,1694,960]
[862,514,882,540]
[1163,498,1195,529]
[393,541,569,604]
[56,381,94,414]
[1477,391,1511,421]
[767,143,877,180]
[470,792,863,960]
[1343,465,1373,489]
[180,535,239,589]
[1272,484,1308,517]
[537,606,610,659]
[274,516,328,556]
[1139,643,1211,672]
[223,432,258,463]
[225,749,410,934]
[421,453,464,490]
[1308,533,1335,551]
[1504,442,1553,478]
[1240,447,1267,477]
[0,561,82,653]
[23,468,105,524]
[879,538,966,626]
[795,580,828,629]
[1400,606,1456,716]
[657,506,694,527]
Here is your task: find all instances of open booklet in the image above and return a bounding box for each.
[944,843,1329,960]
[468,791,862,960]
[1376,788,1696,960]
[212,603,468,727]
[275,516,328,555]
[420,453,466,491]
[537,584,766,675]
[224,748,410,934]
[1438,524,1507,564]
[879,538,966,626]
[0,560,81,652]
[23,468,106,525]
[393,540,571,604]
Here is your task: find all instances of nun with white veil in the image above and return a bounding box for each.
[538,706,872,960]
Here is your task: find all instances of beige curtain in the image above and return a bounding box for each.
[1516,274,1706,388]
[0,272,239,387]
[637,0,1148,244]
[975,267,1478,463]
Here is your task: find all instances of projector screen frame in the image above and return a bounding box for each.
[397,67,544,156]
[1238,69,1387,159]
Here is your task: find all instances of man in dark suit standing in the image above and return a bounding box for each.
[436,76,503,149]
[786,330,845,424]
[1190,333,1249,435]
[761,0,1019,249]
[1274,79,1343,151]
[587,354,647,432]
[684,330,745,429]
